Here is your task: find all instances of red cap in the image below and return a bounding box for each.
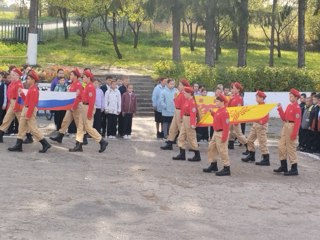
[13,68,23,77]
[28,70,39,82]
[217,93,228,104]
[290,88,300,98]
[180,79,190,87]
[83,70,94,80]
[233,82,243,91]
[256,90,266,99]
[184,86,194,94]
[72,68,81,78]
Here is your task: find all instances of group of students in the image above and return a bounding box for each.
[157,77,309,177]
[50,72,138,140]
[0,66,109,153]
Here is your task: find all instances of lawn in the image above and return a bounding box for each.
[0,31,319,74]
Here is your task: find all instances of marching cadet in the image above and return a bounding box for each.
[8,70,51,153]
[228,82,248,150]
[69,70,108,153]
[203,94,231,176]
[172,86,201,162]
[241,90,270,166]
[50,68,86,144]
[0,68,23,143]
[274,88,301,176]
[160,79,190,150]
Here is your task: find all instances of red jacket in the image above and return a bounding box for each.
[7,81,23,112]
[82,82,96,119]
[212,107,230,142]
[229,94,243,107]
[69,80,83,110]
[174,92,186,109]
[181,97,197,128]
[257,103,269,125]
[121,92,137,114]
[277,101,301,140]
[20,84,39,119]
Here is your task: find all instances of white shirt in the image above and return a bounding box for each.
[104,88,121,114]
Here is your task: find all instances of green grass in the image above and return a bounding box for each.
[0,31,319,74]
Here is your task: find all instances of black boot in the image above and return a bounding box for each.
[83,134,88,145]
[0,130,4,143]
[49,132,64,143]
[160,142,173,150]
[188,150,201,162]
[8,139,23,152]
[23,133,34,144]
[99,138,108,153]
[241,151,255,162]
[256,154,270,166]
[242,144,249,155]
[273,160,288,173]
[216,166,231,176]
[69,141,83,152]
[228,141,234,150]
[284,163,298,176]
[172,148,186,160]
[203,162,218,173]
[39,138,51,153]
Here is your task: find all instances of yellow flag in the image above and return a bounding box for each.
[195,96,277,126]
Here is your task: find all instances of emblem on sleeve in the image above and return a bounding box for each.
[89,92,93,97]
[226,119,230,124]
[192,107,196,113]
[296,113,300,119]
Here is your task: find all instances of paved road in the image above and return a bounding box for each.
[0,117,319,240]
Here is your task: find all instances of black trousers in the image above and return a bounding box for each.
[123,113,133,135]
[93,108,102,134]
[196,127,209,141]
[118,113,124,136]
[0,109,5,125]
[101,112,107,135]
[107,113,118,136]
[7,116,19,134]
[68,120,77,134]
[54,110,66,131]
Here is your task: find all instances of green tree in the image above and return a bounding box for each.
[47,0,70,39]
[297,0,306,68]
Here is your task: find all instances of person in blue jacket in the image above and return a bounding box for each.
[152,77,167,138]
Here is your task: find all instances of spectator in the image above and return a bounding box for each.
[118,76,130,137]
[53,77,67,131]
[0,72,7,125]
[50,69,66,91]
[310,93,320,153]
[160,79,176,139]
[93,80,105,135]
[121,84,137,139]
[100,75,113,137]
[223,87,231,96]
[105,80,121,139]
[193,83,201,96]
[299,97,314,152]
[152,77,167,138]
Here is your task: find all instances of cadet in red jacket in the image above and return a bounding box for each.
[241,90,270,166]
[228,82,248,150]
[274,88,301,176]
[161,79,189,150]
[203,94,231,176]
[69,70,108,153]
[50,68,85,144]
[172,86,201,161]
[8,70,51,153]
[0,68,23,142]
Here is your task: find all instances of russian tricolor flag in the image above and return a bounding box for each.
[19,90,77,110]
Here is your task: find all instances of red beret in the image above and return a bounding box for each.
[13,68,23,77]
[217,94,228,104]
[184,86,194,94]
[83,70,94,80]
[233,82,243,91]
[72,68,81,78]
[180,79,190,87]
[28,70,39,82]
[290,88,300,98]
[256,90,266,98]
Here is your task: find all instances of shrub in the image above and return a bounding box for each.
[154,60,320,92]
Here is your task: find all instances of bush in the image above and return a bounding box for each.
[154,60,320,92]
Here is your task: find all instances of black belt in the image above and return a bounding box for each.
[184,114,190,116]
[215,129,223,132]
[286,121,294,123]
[25,106,28,108]
[83,103,89,105]
[176,108,181,110]
[12,98,16,100]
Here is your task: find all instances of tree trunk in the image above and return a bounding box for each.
[237,0,249,67]
[276,31,281,58]
[112,12,122,59]
[269,0,277,67]
[204,0,215,67]
[59,8,69,39]
[231,26,238,44]
[27,0,38,65]
[297,0,305,68]
[171,2,182,62]
[134,28,139,48]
